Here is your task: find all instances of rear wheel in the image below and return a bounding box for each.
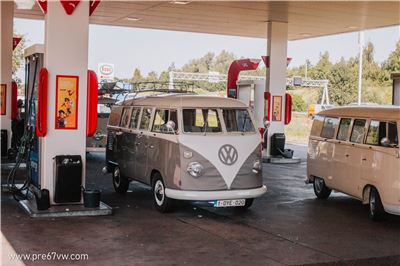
[152,172,175,213]
[369,187,386,221]
[112,166,129,194]
[313,177,331,199]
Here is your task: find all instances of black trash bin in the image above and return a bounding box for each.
[83,188,101,208]
[270,133,286,156]
[54,155,82,203]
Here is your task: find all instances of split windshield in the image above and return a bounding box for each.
[182,108,255,134]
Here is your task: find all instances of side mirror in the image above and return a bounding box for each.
[264,120,270,129]
[380,137,390,147]
[165,120,176,134]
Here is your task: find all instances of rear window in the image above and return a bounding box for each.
[337,118,351,141]
[183,108,221,133]
[139,108,152,130]
[310,115,324,136]
[108,106,123,127]
[120,107,131,128]
[221,109,255,133]
[321,117,339,139]
[129,108,141,129]
[350,119,366,143]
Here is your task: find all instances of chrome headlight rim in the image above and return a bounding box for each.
[186,162,204,178]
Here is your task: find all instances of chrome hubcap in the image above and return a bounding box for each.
[154,180,165,206]
[114,168,120,186]
[315,178,324,192]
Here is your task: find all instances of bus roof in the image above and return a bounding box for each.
[319,106,400,121]
[119,94,248,108]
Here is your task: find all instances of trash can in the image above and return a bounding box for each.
[54,155,82,203]
[83,188,101,208]
[270,133,286,156]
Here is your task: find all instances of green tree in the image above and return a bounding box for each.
[309,51,333,80]
[291,94,307,112]
[12,33,26,84]
[182,52,214,73]
[383,40,400,73]
[328,57,358,105]
[145,71,158,82]
[211,50,236,73]
[131,68,142,83]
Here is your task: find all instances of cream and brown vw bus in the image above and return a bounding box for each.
[307,106,400,220]
[105,94,267,212]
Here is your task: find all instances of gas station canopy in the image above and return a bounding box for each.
[14,1,400,40]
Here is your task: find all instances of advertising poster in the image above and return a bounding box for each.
[272,96,282,121]
[0,84,6,115]
[55,75,79,129]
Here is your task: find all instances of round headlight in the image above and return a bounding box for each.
[252,159,262,173]
[187,162,204,178]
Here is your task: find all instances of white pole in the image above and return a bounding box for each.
[357,31,364,105]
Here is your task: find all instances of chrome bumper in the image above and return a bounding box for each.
[165,185,267,201]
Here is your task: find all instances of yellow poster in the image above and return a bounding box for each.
[55,76,79,129]
[272,96,282,121]
[0,84,6,115]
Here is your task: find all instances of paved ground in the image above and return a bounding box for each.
[1,144,400,266]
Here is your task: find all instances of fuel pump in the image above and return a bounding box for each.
[227,58,295,161]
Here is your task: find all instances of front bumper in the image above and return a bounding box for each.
[383,203,400,216]
[165,185,267,201]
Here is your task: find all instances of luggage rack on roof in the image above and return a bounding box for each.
[122,81,197,102]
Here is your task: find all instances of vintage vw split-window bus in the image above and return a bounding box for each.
[307,106,400,220]
[105,94,267,212]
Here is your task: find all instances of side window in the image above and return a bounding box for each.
[129,108,141,129]
[337,118,351,141]
[108,106,123,126]
[152,109,178,134]
[119,107,131,128]
[321,117,339,139]
[139,108,152,130]
[182,109,222,133]
[350,119,366,143]
[365,120,380,145]
[388,122,398,147]
[310,115,324,136]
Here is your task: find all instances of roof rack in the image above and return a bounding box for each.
[122,81,197,102]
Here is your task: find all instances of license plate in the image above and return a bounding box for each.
[213,199,245,208]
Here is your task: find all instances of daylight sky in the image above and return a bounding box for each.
[14,18,400,79]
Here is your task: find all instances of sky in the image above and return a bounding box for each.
[14,18,400,79]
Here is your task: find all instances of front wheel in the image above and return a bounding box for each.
[313,177,331,199]
[112,166,129,194]
[152,173,175,213]
[369,187,386,221]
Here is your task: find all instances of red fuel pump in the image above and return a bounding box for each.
[86,70,98,137]
[36,68,48,137]
[226,59,261,99]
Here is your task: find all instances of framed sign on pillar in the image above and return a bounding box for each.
[55,75,79,129]
[272,95,282,122]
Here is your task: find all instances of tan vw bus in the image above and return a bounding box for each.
[307,106,400,220]
[105,94,267,212]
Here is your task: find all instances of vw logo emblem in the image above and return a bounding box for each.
[218,144,238,165]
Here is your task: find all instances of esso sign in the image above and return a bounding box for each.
[98,63,114,82]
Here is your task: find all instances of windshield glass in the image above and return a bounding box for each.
[222,108,255,133]
[182,108,221,133]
